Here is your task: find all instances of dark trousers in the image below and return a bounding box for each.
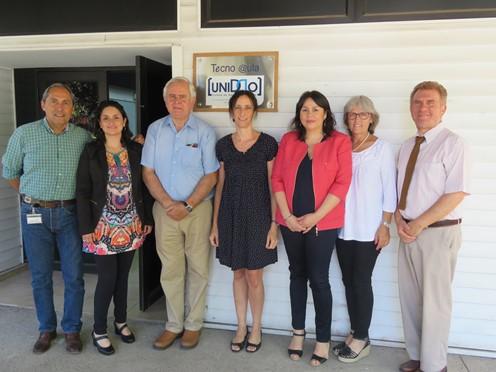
[281,227,337,342]
[93,250,135,334]
[335,238,379,339]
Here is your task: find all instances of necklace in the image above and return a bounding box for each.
[352,132,370,152]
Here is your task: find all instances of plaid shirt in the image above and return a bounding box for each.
[2,118,91,200]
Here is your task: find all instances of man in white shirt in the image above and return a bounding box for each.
[395,81,470,372]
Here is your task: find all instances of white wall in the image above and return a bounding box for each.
[0,0,494,355]
[0,68,22,273]
[175,1,496,354]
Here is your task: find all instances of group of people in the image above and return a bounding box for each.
[2,76,469,372]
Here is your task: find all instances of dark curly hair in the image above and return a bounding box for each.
[93,100,133,145]
[291,91,336,141]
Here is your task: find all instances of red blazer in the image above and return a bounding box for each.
[272,130,352,230]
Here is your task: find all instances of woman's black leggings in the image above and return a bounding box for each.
[335,239,379,340]
[281,226,338,342]
[93,250,135,334]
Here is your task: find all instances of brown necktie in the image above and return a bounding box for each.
[398,136,425,210]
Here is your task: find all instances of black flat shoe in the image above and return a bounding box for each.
[288,331,306,360]
[114,322,135,344]
[246,331,262,353]
[230,326,248,352]
[92,332,115,356]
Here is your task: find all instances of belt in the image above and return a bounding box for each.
[21,194,76,208]
[403,218,462,228]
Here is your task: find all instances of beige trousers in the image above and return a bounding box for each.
[398,225,461,372]
[153,200,212,333]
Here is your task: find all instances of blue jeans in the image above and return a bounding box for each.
[21,202,84,333]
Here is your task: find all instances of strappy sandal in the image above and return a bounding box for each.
[310,353,328,366]
[230,326,248,352]
[287,331,306,359]
[338,339,371,363]
[246,331,262,353]
[332,341,347,356]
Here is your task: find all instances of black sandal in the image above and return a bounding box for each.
[332,341,347,356]
[310,353,328,366]
[288,331,306,359]
[114,322,135,343]
[337,339,371,363]
[230,326,248,352]
[246,331,262,353]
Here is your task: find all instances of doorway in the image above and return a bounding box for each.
[13,56,171,311]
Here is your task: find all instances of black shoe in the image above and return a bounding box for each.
[338,339,370,363]
[332,341,347,356]
[114,322,135,344]
[231,326,248,352]
[92,332,115,356]
[310,353,328,366]
[246,331,262,353]
[288,331,306,359]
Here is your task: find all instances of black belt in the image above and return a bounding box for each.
[21,194,76,208]
[403,218,462,228]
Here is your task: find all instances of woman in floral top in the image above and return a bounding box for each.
[76,101,153,355]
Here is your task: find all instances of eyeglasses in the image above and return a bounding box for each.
[347,112,370,120]
[167,94,189,103]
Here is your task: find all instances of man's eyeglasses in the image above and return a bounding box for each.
[167,94,189,103]
[347,112,370,120]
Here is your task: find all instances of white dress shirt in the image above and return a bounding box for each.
[397,124,470,220]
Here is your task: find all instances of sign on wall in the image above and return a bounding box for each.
[193,51,278,112]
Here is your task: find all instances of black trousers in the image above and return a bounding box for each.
[93,250,135,334]
[335,239,379,339]
[281,226,338,342]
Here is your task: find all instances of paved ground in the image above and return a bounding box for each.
[0,305,494,372]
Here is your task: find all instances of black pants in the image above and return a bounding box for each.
[281,226,337,342]
[335,239,379,339]
[93,250,135,334]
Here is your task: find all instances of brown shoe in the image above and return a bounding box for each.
[33,331,57,354]
[399,360,421,372]
[153,330,183,350]
[181,329,201,349]
[64,333,82,354]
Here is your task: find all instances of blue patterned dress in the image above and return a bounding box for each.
[83,149,146,255]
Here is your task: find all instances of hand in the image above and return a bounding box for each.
[405,219,426,238]
[297,213,319,234]
[132,134,145,145]
[82,233,95,245]
[209,225,219,247]
[265,223,278,249]
[395,216,416,244]
[374,225,390,250]
[143,225,153,235]
[165,201,189,221]
[285,215,305,232]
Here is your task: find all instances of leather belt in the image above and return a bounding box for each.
[403,218,462,228]
[21,194,76,208]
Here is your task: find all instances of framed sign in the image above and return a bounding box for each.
[193,51,278,112]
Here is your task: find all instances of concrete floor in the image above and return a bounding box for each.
[0,264,495,372]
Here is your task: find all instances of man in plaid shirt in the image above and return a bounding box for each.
[2,83,90,354]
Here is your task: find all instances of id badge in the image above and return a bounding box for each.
[27,213,42,224]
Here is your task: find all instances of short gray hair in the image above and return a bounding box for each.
[163,76,196,98]
[343,95,380,134]
[41,83,75,103]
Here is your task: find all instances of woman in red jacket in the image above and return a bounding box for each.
[272,91,352,366]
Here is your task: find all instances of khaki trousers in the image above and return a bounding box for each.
[153,200,212,333]
[398,225,461,372]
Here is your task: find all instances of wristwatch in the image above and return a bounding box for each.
[182,201,193,213]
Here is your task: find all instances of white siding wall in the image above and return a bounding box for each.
[177,1,496,354]
[0,68,22,273]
